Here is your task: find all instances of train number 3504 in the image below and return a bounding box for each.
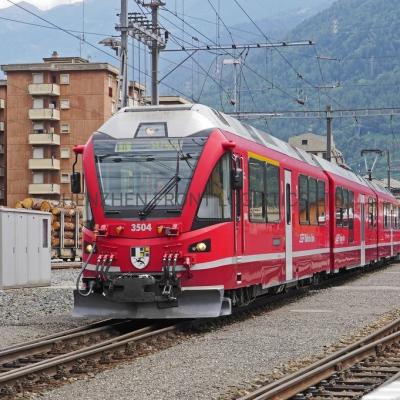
[131,223,152,232]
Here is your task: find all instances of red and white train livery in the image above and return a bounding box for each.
[72,104,400,319]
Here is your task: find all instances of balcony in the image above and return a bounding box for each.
[0,122,4,131]
[29,108,60,121]
[29,183,60,195]
[29,133,60,146]
[28,83,60,96]
[0,99,4,109]
[0,144,4,154]
[28,158,60,170]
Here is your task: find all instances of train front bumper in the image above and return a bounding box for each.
[73,287,232,319]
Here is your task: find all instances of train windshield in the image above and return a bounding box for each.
[93,137,207,218]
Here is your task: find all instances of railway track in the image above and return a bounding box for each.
[239,318,400,400]
[0,319,178,398]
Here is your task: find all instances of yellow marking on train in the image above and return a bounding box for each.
[248,151,280,166]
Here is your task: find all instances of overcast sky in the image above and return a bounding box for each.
[0,0,82,10]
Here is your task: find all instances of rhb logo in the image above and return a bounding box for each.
[131,246,150,269]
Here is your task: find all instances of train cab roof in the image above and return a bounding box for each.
[97,103,308,163]
[96,103,397,202]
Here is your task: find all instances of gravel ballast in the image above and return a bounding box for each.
[1,265,399,398]
[18,263,400,400]
[0,269,91,348]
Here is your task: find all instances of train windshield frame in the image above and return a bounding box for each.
[93,136,207,219]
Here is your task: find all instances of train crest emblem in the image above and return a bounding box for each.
[131,246,150,269]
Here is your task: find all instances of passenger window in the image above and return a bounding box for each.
[266,164,280,222]
[348,191,354,242]
[342,189,349,227]
[336,187,343,227]
[308,178,318,225]
[299,175,309,225]
[384,203,390,229]
[317,181,326,224]
[196,154,231,223]
[249,160,265,222]
[248,158,280,223]
[368,198,377,228]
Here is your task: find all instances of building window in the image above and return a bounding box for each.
[33,98,44,109]
[60,123,70,134]
[33,172,44,184]
[33,123,44,134]
[111,101,116,114]
[60,99,70,109]
[108,75,113,87]
[60,148,70,159]
[33,147,44,159]
[61,172,70,183]
[60,74,70,84]
[32,73,44,84]
[301,139,308,145]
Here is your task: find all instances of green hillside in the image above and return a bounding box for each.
[258,0,400,177]
[204,0,400,178]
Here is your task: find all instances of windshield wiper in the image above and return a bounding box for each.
[138,174,181,219]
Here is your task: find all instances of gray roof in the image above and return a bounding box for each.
[97,103,390,192]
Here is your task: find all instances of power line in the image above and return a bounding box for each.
[4,0,194,101]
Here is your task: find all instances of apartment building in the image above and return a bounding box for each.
[0,80,5,206]
[1,52,119,207]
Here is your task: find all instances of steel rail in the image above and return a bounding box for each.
[0,320,128,365]
[0,324,177,387]
[0,319,114,352]
[240,318,400,400]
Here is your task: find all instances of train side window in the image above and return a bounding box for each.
[348,191,354,242]
[249,160,265,222]
[266,164,280,222]
[299,175,309,225]
[196,154,232,223]
[308,178,318,225]
[335,187,343,227]
[384,203,390,229]
[342,189,349,227]
[397,207,400,230]
[368,198,377,228]
[317,181,326,224]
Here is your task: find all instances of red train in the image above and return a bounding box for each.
[71,104,400,319]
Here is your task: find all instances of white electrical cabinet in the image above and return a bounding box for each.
[0,208,51,289]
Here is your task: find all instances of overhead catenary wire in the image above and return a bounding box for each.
[232,0,345,109]
[4,0,195,101]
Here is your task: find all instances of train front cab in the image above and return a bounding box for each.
[73,127,253,319]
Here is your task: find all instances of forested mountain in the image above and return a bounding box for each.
[194,0,400,177]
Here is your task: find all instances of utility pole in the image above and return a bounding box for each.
[151,1,160,105]
[223,58,241,112]
[121,1,167,106]
[119,0,129,108]
[387,150,391,190]
[326,105,333,162]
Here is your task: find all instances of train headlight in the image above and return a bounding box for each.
[85,243,94,254]
[189,239,211,253]
[196,242,207,252]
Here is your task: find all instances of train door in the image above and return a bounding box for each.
[284,170,293,280]
[360,194,366,266]
[233,154,244,257]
